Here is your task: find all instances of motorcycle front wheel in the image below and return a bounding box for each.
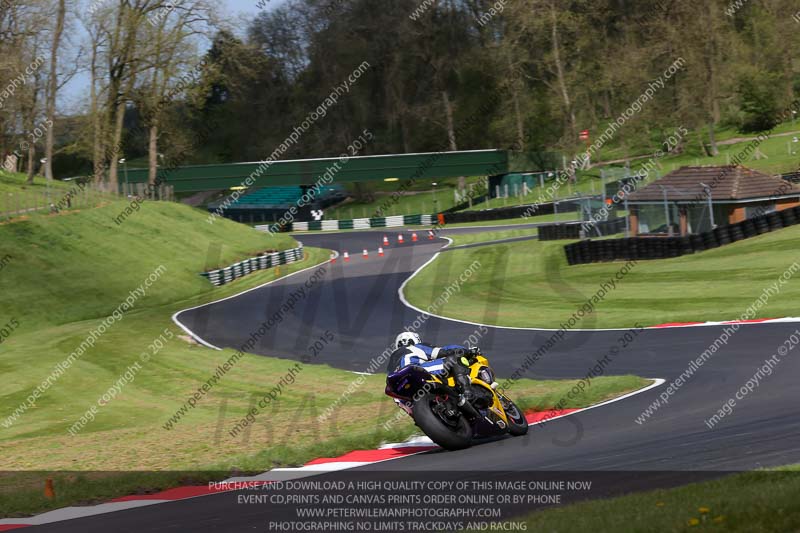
[503,398,529,436]
[413,392,473,450]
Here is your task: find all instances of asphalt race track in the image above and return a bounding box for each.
[33,225,800,531]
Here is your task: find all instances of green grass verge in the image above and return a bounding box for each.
[446,228,538,247]
[504,466,800,532]
[405,224,800,328]
[0,198,649,516]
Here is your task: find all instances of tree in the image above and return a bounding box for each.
[43,0,66,181]
[136,1,216,183]
[80,7,110,181]
[101,0,171,188]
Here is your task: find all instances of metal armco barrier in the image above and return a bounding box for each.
[564,205,800,265]
[273,215,436,232]
[200,245,304,286]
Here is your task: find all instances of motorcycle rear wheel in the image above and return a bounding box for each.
[413,393,473,450]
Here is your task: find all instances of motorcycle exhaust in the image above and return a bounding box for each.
[457,396,480,419]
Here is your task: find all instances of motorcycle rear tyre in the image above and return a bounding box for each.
[413,393,473,450]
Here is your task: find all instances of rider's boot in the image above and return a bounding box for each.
[443,354,474,405]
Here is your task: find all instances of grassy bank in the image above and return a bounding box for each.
[0,170,72,195]
[405,224,800,328]
[0,199,648,516]
[506,466,800,532]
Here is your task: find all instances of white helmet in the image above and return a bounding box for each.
[395,331,421,349]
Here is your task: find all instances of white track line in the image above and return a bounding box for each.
[528,378,666,426]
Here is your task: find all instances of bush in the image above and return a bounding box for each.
[737,71,782,133]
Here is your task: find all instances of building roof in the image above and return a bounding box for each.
[626,165,799,203]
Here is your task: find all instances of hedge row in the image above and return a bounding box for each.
[564,208,800,265]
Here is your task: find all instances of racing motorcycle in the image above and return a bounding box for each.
[385,353,528,450]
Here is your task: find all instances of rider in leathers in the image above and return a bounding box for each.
[387,331,479,405]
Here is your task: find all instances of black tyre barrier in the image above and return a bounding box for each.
[601,240,614,261]
[564,206,800,265]
[679,236,694,255]
[766,211,784,231]
[754,215,770,234]
[625,238,637,260]
[780,208,797,226]
[729,223,745,242]
[689,234,706,253]
[662,239,673,258]
[647,239,658,259]
[703,231,720,249]
[538,223,581,241]
[609,240,621,261]
[741,219,758,238]
[713,226,732,246]
[669,238,683,258]
[565,245,576,265]
[574,241,587,263]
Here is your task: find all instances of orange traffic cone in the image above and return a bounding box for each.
[343,251,350,262]
[398,234,404,244]
[378,247,385,257]
[44,478,55,500]
[383,235,389,246]
[428,230,435,240]
[411,232,418,242]
[362,249,369,259]
[330,252,336,263]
